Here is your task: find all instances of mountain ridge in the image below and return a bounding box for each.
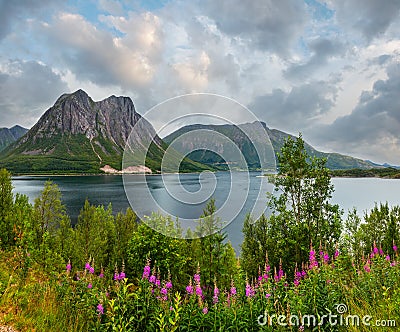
[0,90,389,174]
[163,122,380,170]
[0,90,210,174]
[0,125,28,152]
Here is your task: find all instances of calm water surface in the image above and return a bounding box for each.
[12,174,400,253]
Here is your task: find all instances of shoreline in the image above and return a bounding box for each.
[11,172,400,180]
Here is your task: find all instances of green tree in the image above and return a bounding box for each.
[240,214,270,278]
[243,135,342,276]
[73,200,116,269]
[126,213,192,289]
[340,208,363,261]
[0,168,14,248]
[33,181,66,243]
[9,193,34,251]
[114,208,137,266]
[191,199,238,291]
[31,181,68,267]
[358,203,399,257]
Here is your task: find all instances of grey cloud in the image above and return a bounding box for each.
[0,60,68,127]
[285,38,346,80]
[203,0,307,56]
[0,0,64,41]
[38,12,164,90]
[249,80,338,133]
[330,0,400,41]
[311,62,400,164]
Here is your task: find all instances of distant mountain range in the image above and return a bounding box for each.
[164,123,380,170]
[0,89,392,174]
[0,90,208,174]
[0,125,28,151]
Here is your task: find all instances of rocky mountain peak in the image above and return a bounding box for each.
[8,90,161,165]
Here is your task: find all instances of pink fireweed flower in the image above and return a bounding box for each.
[89,266,95,274]
[274,268,284,282]
[186,278,193,295]
[393,245,398,252]
[230,278,237,296]
[155,279,161,287]
[160,288,168,296]
[88,283,92,289]
[97,303,104,315]
[113,273,119,281]
[266,293,271,299]
[99,271,104,278]
[245,282,255,298]
[165,281,172,289]
[386,255,391,261]
[391,262,396,267]
[149,275,156,283]
[66,261,72,272]
[195,286,203,296]
[119,272,126,280]
[142,262,151,280]
[309,247,318,269]
[294,269,302,287]
[194,273,200,284]
[85,263,91,270]
[226,294,231,307]
[213,285,219,304]
[364,261,371,273]
[202,307,208,314]
[373,245,379,255]
[186,285,193,294]
[379,248,384,256]
[170,306,174,311]
[334,249,340,259]
[323,253,329,264]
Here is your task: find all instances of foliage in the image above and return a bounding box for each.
[242,135,343,276]
[126,213,194,290]
[340,203,400,262]
[330,167,400,179]
[2,242,400,331]
[191,198,239,291]
[0,169,14,248]
[0,157,399,331]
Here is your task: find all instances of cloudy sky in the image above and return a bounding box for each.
[0,0,399,164]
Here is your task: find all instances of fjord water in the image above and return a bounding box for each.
[12,173,400,253]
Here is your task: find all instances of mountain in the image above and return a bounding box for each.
[164,122,379,170]
[0,125,28,151]
[0,90,209,174]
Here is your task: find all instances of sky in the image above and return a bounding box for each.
[0,0,399,164]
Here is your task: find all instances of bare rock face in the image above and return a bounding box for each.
[18,89,161,151]
[0,125,28,151]
[0,89,166,173]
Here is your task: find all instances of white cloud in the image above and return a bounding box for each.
[0,59,67,127]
